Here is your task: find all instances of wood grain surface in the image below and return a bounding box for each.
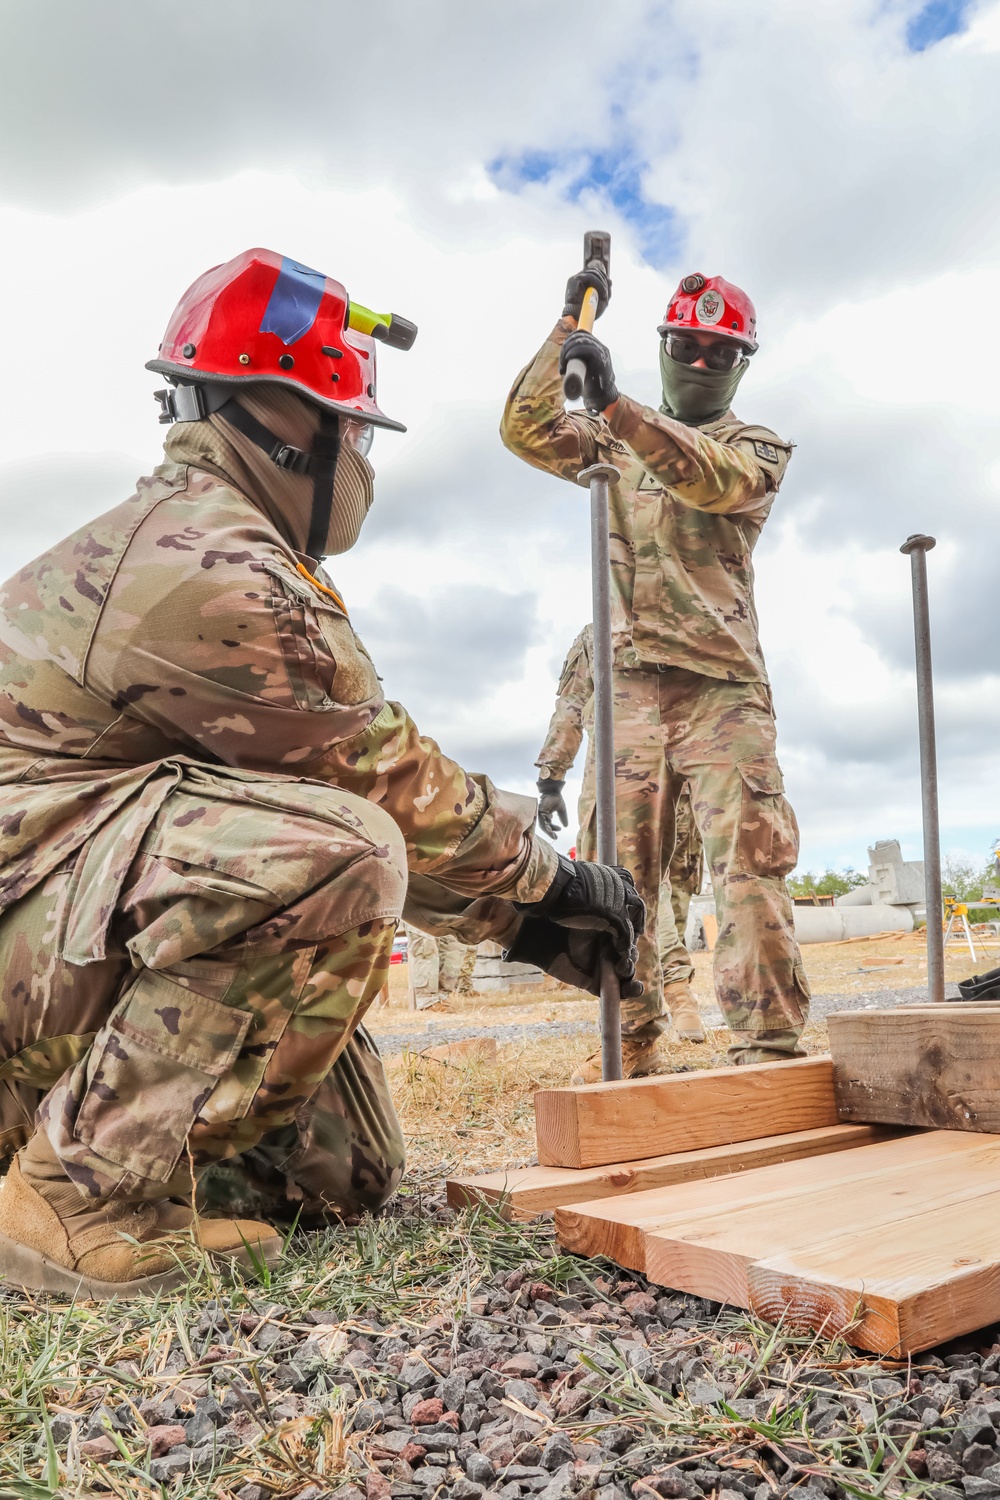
[831,1006,1000,1131]
[446,1123,895,1220]
[535,1056,840,1168]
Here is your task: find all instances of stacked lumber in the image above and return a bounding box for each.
[446,1008,1000,1354]
[555,1129,1000,1355]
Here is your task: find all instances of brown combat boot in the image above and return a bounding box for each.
[0,1132,282,1299]
[664,980,707,1043]
[570,1025,672,1085]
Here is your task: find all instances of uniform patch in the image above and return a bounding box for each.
[753,440,779,464]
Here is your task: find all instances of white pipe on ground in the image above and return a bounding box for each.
[793,903,913,944]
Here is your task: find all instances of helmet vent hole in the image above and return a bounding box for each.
[278,354,294,370]
[330,373,341,383]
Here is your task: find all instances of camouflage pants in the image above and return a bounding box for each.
[580,757,704,1031]
[404,926,477,1006]
[0,769,407,1208]
[583,668,808,1057]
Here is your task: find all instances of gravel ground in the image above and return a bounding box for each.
[376,986,962,1055]
[377,1022,597,1058]
[37,1191,1000,1500]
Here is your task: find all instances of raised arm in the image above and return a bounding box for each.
[500,319,606,483]
[607,396,791,518]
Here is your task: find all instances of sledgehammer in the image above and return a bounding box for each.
[562,229,612,404]
[565,230,623,1081]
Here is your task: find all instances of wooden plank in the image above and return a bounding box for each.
[535,1056,838,1169]
[749,1190,1000,1355]
[830,1006,1000,1131]
[446,1123,896,1220]
[644,1135,1000,1312]
[555,1128,979,1271]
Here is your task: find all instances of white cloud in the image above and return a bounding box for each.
[1,0,999,878]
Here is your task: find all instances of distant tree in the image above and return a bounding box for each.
[787,866,868,899]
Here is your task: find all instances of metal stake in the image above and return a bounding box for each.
[900,533,944,1004]
[580,462,623,1079]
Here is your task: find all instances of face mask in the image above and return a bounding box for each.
[659,339,749,425]
[324,442,375,555]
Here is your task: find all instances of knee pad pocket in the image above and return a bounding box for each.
[74,971,253,1183]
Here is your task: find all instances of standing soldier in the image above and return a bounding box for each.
[503,267,809,1072]
[0,249,643,1297]
[404,925,478,1008]
[535,624,707,1076]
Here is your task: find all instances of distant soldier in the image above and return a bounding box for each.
[0,249,643,1297]
[503,266,809,1074]
[535,625,707,1073]
[404,925,478,1008]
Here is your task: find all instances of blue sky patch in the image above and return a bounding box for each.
[906,0,972,50]
[489,144,683,268]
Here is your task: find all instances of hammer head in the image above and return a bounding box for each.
[583,230,611,276]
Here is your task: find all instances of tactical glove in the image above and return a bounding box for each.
[558,331,619,414]
[505,854,645,998]
[563,264,612,321]
[537,777,569,840]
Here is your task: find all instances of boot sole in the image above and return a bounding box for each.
[0,1231,282,1300]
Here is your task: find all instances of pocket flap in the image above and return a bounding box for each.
[738,759,785,796]
[112,971,252,1077]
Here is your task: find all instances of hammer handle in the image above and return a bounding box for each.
[563,286,600,402]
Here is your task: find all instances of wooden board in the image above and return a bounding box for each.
[748,1190,1000,1355]
[535,1055,838,1169]
[830,1005,1000,1131]
[554,1130,1000,1354]
[555,1128,972,1270]
[446,1123,895,1219]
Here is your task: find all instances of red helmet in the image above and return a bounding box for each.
[146,248,414,431]
[659,273,758,352]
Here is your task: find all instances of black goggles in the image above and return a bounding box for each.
[662,333,749,372]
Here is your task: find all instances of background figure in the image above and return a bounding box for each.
[535,625,706,1059]
[405,925,478,1009]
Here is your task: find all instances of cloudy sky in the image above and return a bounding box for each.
[1,0,997,877]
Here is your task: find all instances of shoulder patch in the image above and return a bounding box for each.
[753,440,780,464]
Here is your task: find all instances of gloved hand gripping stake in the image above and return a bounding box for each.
[565,231,623,1082]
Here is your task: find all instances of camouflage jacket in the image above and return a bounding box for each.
[536,626,593,781]
[0,459,556,942]
[501,320,793,683]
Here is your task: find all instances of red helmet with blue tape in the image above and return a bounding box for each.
[146,248,415,431]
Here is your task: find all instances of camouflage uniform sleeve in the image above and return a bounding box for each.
[535,628,594,780]
[608,396,792,518]
[500,319,606,482]
[310,700,558,904]
[92,561,556,904]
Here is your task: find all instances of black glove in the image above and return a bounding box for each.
[559,330,619,414]
[505,855,645,998]
[537,777,568,840]
[563,264,612,321]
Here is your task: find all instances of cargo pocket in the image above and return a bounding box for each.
[74,970,253,1183]
[736,760,799,878]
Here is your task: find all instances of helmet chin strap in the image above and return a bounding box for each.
[160,383,343,558]
[306,409,341,560]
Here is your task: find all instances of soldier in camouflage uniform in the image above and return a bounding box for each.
[0,249,642,1297]
[404,925,477,1008]
[535,624,707,1054]
[503,269,809,1075]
